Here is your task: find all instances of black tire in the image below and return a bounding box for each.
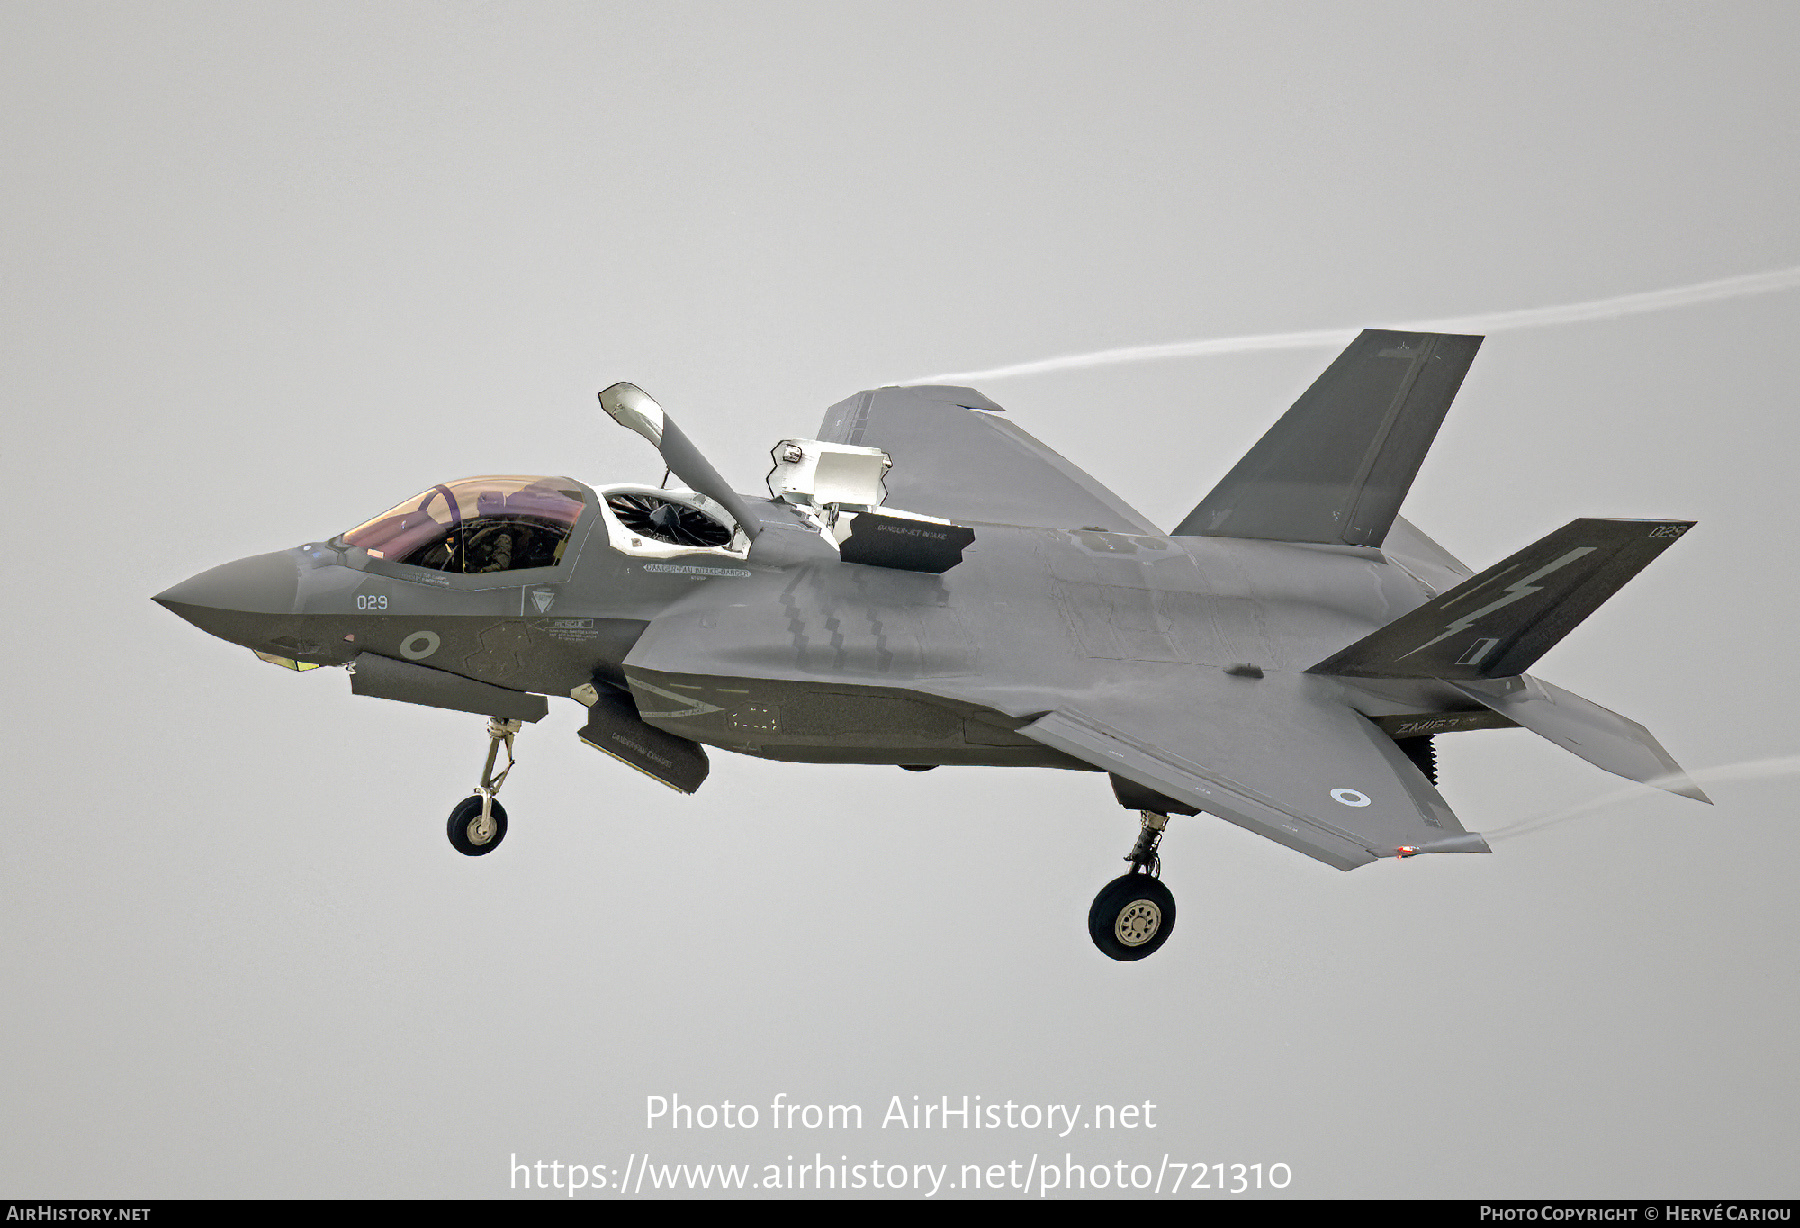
[1089,873,1176,961]
[447,796,508,856]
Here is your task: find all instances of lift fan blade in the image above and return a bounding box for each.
[605,493,734,549]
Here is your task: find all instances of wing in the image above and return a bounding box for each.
[818,384,1161,534]
[1018,670,1488,869]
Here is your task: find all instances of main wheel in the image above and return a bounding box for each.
[1089,873,1176,961]
[447,796,508,856]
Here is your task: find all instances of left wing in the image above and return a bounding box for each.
[818,384,1161,534]
[1018,670,1488,869]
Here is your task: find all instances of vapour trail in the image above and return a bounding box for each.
[909,264,1800,383]
[1485,753,1800,844]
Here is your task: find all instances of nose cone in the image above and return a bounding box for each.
[154,550,302,646]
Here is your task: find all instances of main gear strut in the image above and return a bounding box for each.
[1124,810,1167,876]
[1088,809,1178,960]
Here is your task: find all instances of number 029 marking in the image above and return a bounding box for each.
[356,594,389,610]
[1648,524,1687,538]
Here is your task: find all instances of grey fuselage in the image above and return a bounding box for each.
[155,481,1477,768]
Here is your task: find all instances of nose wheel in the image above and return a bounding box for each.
[1089,811,1177,961]
[447,795,509,856]
[447,717,522,857]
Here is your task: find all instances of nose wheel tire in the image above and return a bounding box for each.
[1089,873,1176,961]
[447,796,508,856]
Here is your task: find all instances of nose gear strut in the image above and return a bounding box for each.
[446,717,523,856]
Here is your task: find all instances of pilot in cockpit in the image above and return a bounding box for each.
[448,525,515,573]
[341,476,582,574]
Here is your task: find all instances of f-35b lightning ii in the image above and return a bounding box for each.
[155,331,1708,960]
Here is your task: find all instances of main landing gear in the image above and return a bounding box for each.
[447,717,522,856]
[1089,811,1177,961]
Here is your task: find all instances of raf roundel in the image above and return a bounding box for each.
[1330,788,1372,808]
[399,630,440,660]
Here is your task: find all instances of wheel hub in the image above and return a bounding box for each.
[1114,899,1162,946]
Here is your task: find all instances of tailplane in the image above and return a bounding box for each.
[1311,518,1694,680]
[1449,675,1711,803]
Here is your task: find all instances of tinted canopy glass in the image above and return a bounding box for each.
[342,476,586,573]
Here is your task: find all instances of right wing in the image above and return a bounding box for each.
[818,384,1161,534]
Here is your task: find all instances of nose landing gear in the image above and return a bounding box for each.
[447,717,522,856]
[1089,810,1177,961]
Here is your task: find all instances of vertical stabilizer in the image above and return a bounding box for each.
[1174,330,1481,546]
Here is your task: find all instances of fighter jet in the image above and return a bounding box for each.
[154,330,1708,960]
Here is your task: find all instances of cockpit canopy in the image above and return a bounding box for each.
[341,476,587,574]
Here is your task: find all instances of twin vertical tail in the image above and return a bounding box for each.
[1175,327,1707,806]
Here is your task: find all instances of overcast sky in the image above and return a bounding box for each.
[4,0,1797,1200]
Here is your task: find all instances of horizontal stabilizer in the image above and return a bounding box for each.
[1452,676,1711,803]
[1174,330,1481,546]
[577,684,710,793]
[1311,519,1695,680]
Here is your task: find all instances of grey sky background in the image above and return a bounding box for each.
[4,0,1797,1199]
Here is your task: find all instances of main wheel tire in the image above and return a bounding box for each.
[447,796,508,856]
[1089,873,1176,961]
